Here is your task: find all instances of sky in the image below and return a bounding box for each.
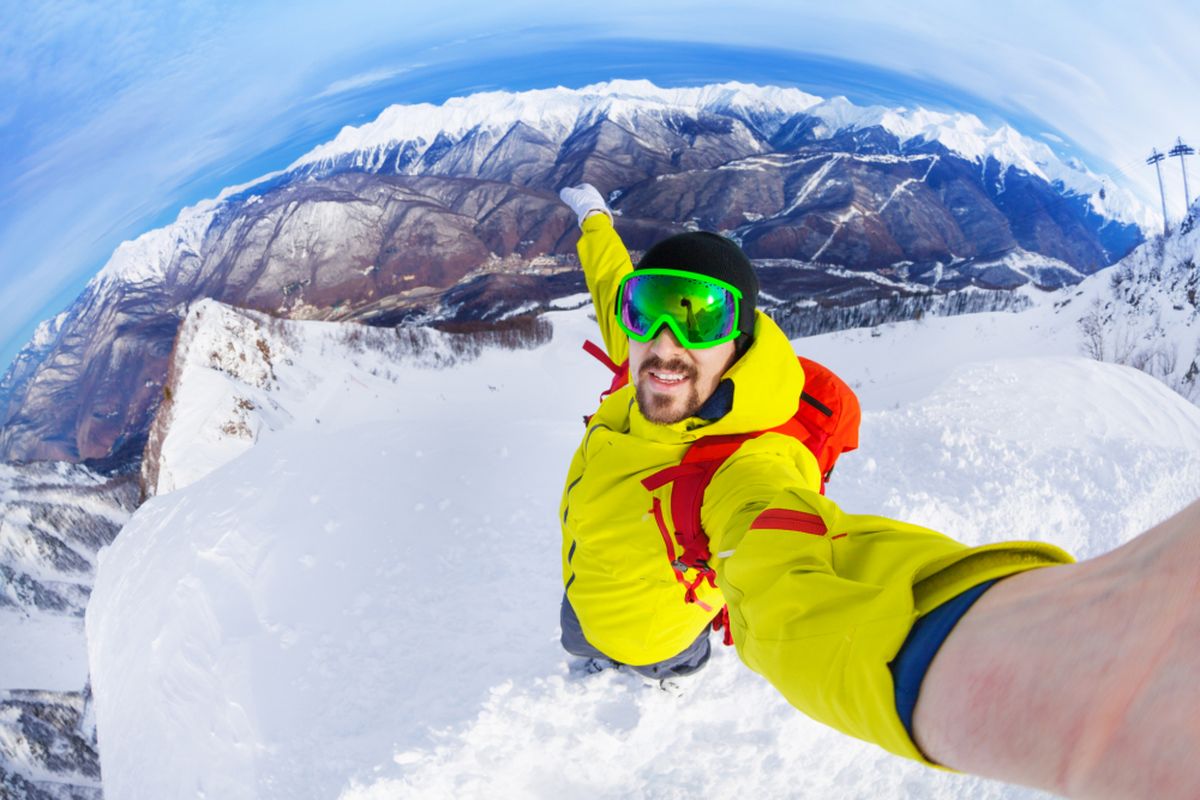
[3,0,1199,371]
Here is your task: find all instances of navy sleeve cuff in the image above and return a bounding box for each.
[890,579,999,745]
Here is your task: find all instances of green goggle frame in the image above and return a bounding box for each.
[615,268,743,349]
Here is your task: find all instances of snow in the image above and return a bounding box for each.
[64,76,1153,311]
[0,461,127,792]
[548,292,591,310]
[777,154,844,217]
[284,79,1152,232]
[85,290,1200,798]
[1049,218,1200,401]
[799,308,1071,411]
[0,612,89,691]
[803,97,1153,231]
[27,312,68,352]
[294,80,824,169]
[66,78,1153,307]
[90,197,216,287]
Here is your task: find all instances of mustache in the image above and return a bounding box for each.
[638,355,697,381]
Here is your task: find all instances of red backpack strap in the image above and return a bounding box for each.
[645,433,757,574]
[583,339,621,376]
[631,357,861,647]
[582,340,630,422]
[642,433,754,646]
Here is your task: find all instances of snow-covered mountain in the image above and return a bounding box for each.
[1058,202,1200,401]
[0,462,136,799]
[0,80,1150,466]
[292,80,1151,232]
[0,688,101,800]
[0,463,137,621]
[80,282,1200,798]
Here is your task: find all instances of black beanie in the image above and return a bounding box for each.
[636,231,758,338]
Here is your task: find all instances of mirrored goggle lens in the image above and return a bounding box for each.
[618,271,739,346]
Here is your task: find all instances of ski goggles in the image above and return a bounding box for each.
[615,268,743,349]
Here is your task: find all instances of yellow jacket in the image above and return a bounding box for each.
[560,213,1073,763]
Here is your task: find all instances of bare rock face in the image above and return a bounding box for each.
[0,93,1143,465]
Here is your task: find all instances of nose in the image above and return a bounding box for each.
[648,325,686,357]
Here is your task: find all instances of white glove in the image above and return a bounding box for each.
[558,183,613,228]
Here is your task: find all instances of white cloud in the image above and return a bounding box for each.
[313,65,422,100]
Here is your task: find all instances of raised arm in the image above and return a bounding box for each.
[913,497,1200,798]
[559,184,631,364]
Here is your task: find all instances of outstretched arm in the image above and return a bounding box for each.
[913,497,1200,799]
[703,445,1073,764]
[559,184,631,364]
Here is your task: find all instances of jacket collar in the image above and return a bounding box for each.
[694,378,734,421]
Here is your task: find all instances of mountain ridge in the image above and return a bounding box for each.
[286,80,1154,231]
[0,80,1151,464]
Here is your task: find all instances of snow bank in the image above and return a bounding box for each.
[87,305,1200,799]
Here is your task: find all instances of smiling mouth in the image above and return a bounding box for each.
[643,367,694,392]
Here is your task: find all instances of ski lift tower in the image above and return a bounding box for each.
[1169,137,1195,216]
[1147,148,1169,235]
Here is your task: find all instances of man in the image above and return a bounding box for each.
[556,183,1200,798]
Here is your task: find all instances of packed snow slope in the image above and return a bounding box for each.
[87,299,1200,799]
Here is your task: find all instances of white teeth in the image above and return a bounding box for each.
[651,371,685,383]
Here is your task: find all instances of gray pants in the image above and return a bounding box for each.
[559,594,712,678]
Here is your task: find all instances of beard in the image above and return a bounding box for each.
[634,355,702,425]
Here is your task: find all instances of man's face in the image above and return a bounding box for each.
[628,327,738,425]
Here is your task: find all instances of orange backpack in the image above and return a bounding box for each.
[583,340,862,644]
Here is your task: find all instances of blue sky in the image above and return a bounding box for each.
[3,0,1199,371]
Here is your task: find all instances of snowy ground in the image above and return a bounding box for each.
[0,462,134,797]
[82,295,1200,799]
[0,461,134,689]
[0,613,89,690]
